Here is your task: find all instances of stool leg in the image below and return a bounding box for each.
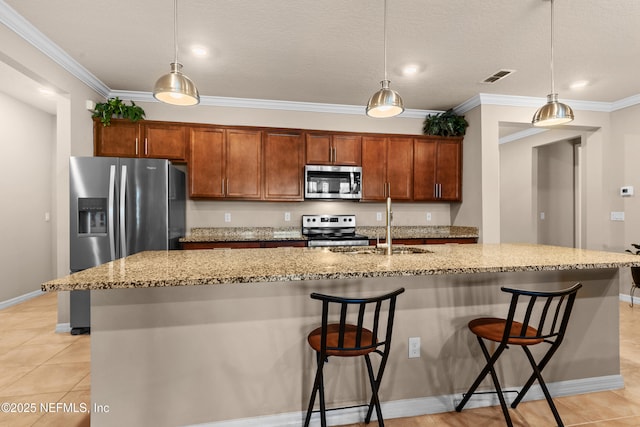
[455,338,513,427]
[518,346,565,427]
[364,354,384,426]
[511,343,560,408]
[304,353,327,427]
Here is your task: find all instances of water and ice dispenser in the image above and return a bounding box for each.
[77,198,107,235]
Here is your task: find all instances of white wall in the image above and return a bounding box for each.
[0,92,54,301]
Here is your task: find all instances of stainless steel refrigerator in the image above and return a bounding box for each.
[69,157,186,334]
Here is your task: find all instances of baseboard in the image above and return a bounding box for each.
[619,292,640,306]
[184,374,623,427]
[56,323,71,334]
[0,289,45,310]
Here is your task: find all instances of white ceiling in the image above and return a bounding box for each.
[2,0,640,114]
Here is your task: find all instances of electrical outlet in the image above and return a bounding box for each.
[426,212,432,222]
[224,213,231,223]
[284,212,291,221]
[376,212,383,221]
[408,337,420,358]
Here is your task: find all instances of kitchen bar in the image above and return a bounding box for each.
[43,244,640,427]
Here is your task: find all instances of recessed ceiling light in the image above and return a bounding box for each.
[570,80,589,90]
[402,64,420,76]
[191,46,208,57]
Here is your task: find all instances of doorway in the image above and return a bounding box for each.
[535,139,580,247]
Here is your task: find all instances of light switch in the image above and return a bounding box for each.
[611,212,625,221]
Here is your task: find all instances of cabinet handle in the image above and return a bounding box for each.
[144,138,148,155]
[222,179,225,196]
[135,138,138,156]
[332,147,337,163]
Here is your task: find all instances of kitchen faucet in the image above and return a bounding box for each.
[377,197,393,255]
[386,197,393,255]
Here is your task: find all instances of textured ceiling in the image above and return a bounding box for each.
[3,0,640,112]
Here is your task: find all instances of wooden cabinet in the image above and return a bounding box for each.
[94,119,140,157]
[361,136,413,201]
[188,127,262,199]
[188,127,224,198]
[414,137,462,201]
[142,122,187,161]
[94,119,187,162]
[305,133,361,165]
[264,131,304,201]
[182,241,306,250]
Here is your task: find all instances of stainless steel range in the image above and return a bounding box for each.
[302,214,370,247]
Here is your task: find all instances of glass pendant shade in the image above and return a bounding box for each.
[366,80,404,118]
[532,93,574,127]
[153,62,200,106]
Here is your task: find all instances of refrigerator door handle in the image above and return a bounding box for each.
[108,165,117,261]
[120,165,127,257]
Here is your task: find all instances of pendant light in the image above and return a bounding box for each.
[532,0,573,127]
[366,0,404,118]
[153,0,200,106]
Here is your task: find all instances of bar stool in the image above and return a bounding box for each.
[303,288,405,427]
[455,283,582,427]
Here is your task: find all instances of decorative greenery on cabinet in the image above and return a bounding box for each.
[423,109,469,137]
[92,97,146,126]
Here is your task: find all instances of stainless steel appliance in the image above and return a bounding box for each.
[304,165,362,200]
[69,157,186,334]
[302,214,369,246]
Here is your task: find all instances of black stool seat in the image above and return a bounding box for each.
[455,283,582,427]
[303,288,405,427]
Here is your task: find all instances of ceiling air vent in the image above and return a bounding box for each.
[481,69,516,84]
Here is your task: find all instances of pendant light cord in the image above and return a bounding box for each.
[383,0,388,82]
[173,0,179,64]
[550,0,555,94]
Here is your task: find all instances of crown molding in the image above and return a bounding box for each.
[0,1,110,97]
[112,90,441,118]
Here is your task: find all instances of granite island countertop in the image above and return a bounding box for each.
[42,243,640,292]
[179,225,479,242]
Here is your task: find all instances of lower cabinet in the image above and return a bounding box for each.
[182,241,307,250]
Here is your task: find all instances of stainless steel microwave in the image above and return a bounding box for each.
[304,165,362,200]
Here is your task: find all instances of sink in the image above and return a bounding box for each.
[327,246,432,255]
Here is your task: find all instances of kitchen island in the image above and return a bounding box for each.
[42,244,640,427]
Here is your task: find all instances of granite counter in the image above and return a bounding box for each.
[43,243,639,291]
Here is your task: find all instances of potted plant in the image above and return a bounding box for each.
[625,244,640,285]
[423,109,469,137]
[92,97,146,126]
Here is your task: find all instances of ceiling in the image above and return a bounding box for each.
[2,0,640,114]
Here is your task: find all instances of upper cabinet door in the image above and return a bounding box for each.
[332,135,361,166]
[225,129,262,199]
[305,133,361,165]
[142,123,187,162]
[387,137,413,200]
[435,139,462,201]
[305,134,332,165]
[188,128,225,198]
[94,119,140,157]
[264,132,304,201]
[361,136,387,201]
[413,137,462,202]
[413,139,437,201]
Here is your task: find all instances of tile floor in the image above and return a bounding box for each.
[0,292,639,426]
[0,292,89,427]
